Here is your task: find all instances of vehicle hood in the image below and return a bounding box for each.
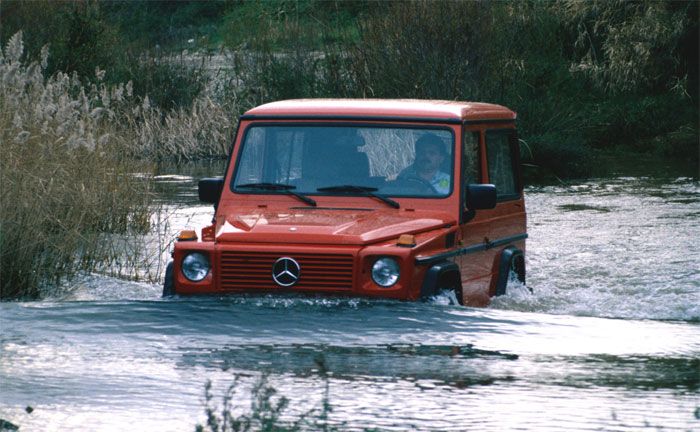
[214,207,455,245]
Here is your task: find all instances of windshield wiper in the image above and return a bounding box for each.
[317,185,400,209]
[237,182,317,207]
[237,182,296,190]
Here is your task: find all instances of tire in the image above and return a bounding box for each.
[162,261,174,297]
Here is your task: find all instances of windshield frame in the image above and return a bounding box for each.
[230,121,457,199]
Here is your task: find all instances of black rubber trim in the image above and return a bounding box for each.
[494,247,523,296]
[289,206,374,211]
[415,233,528,266]
[162,261,174,297]
[419,260,461,298]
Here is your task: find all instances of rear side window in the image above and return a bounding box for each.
[462,131,479,186]
[486,130,519,200]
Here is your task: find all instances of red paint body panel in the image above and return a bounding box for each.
[171,99,526,306]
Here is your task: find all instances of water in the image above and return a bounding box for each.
[1,176,699,431]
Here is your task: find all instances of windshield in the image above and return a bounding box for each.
[233,125,454,198]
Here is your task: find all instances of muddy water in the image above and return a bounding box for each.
[1,175,698,431]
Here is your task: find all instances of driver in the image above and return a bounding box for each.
[398,134,450,194]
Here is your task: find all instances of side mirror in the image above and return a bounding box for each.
[466,184,497,210]
[198,178,224,204]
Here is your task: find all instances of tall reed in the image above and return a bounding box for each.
[0,32,156,299]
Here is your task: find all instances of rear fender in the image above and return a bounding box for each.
[493,246,525,296]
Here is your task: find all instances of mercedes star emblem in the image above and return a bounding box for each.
[272,257,301,287]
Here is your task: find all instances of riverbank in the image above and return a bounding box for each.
[523,148,699,185]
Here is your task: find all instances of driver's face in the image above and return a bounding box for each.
[415,144,444,174]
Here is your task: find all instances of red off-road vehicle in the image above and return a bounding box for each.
[164,99,526,306]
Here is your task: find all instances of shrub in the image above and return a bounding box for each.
[1,1,209,111]
[196,357,336,432]
[115,50,209,112]
[220,0,370,51]
[0,0,121,83]
[349,0,487,99]
[522,133,595,180]
[557,0,693,95]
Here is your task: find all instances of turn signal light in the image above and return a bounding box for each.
[178,229,198,241]
[397,234,416,247]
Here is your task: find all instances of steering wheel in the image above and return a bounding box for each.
[402,176,437,194]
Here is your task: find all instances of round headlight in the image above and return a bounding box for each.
[371,257,400,287]
[181,252,210,282]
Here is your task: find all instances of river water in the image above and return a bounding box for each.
[1,176,699,431]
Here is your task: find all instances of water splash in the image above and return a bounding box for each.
[489,177,700,321]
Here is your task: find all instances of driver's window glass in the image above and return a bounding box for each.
[486,130,517,198]
[462,131,479,185]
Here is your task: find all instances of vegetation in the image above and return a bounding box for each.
[0,30,231,299]
[0,32,150,299]
[0,0,213,110]
[197,357,337,432]
[239,0,697,179]
[2,1,696,178]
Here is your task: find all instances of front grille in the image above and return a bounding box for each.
[219,251,355,290]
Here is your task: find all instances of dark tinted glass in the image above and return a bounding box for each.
[486,130,517,198]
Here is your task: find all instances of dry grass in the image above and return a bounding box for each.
[0,32,225,299]
[125,92,232,162]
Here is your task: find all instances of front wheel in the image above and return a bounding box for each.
[162,261,174,297]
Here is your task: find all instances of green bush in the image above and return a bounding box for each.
[220,0,370,51]
[119,51,208,112]
[646,123,699,161]
[349,0,487,99]
[522,133,595,180]
[0,0,130,87]
[0,0,208,110]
